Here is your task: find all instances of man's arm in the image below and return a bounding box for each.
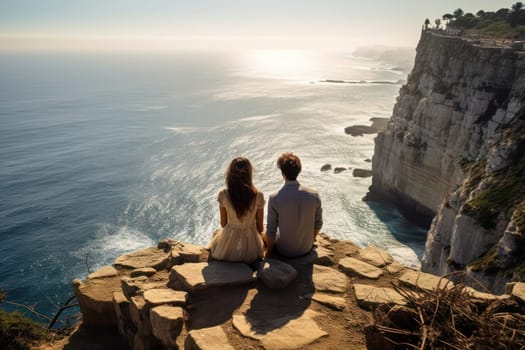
[314,195,323,240]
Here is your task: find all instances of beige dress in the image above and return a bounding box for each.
[208,189,265,263]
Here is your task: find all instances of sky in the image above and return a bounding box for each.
[0,0,511,51]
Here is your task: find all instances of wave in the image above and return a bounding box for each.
[163,126,199,134]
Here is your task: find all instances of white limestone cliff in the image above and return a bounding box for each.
[368,31,525,293]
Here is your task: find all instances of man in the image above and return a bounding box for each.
[265,153,323,257]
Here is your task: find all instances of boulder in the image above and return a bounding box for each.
[130,267,157,278]
[353,284,406,310]
[187,326,235,350]
[232,310,328,350]
[310,293,346,311]
[73,276,121,327]
[143,288,187,307]
[320,164,332,172]
[149,305,184,348]
[88,266,118,280]
[257,259,298,289]
[358,246,394,267]
[339,257,384,279]
[398,270,453,292]
[169,262,254,292]
[352,169,372,178]
[114,247,171,271]
[312,265,347,293]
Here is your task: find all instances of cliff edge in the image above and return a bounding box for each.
[368,30,525,293]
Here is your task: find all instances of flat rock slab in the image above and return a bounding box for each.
[511,282,525,304]
[358,246,394,267]
[114,247,171,270]
[232,310,327,350]
[353,284,406,310]
[87,266,118,280]
[170,262,254,292]
[143,288,188,306]
[187,326,235,350]
[310,293,346,311]
[257,258,298,289]
[399,270,453,292]
[149,305,184,348]
[463,287,500,302]
[312,265,347,293]
[339,257,383,279]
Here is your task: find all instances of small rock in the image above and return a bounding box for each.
[352,169,373,178]
[334,167,347,174]
[364,159,372,163]
[130,267,157,278]
[149,305,184,348]
[358,246,394,267]
[143,288,187,307]
[310,292,346,310]
[312,265,347,293]
[257,258,298,289]
[187,326,235,350]
[353,284,406,310]
[339,257,384,279]
[169,261,254,292]
[87,266,118,280]
[320,164,332,172]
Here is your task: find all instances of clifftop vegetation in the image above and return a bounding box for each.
[426,2,525,39]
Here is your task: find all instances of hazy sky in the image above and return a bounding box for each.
[0,0,510,51]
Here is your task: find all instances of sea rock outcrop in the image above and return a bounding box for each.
[70,235,525,349]
[368,30,525,292]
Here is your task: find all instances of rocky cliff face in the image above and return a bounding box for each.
[369,31,525,293]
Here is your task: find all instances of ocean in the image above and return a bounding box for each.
[0,49,426,318]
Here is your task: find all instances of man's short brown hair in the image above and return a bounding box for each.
[277,153,301,181]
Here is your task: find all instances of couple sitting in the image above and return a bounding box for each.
[208,152,323,264]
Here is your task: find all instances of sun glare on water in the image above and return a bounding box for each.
[240,49,321,81]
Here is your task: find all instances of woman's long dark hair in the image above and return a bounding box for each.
[226,157,257,218]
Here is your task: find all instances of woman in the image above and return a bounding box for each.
[208,157,265,263]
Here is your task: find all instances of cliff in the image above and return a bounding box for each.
[368,30,525,293]
[38,236,525,350]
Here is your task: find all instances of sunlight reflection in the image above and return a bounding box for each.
[240,49,320,80]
